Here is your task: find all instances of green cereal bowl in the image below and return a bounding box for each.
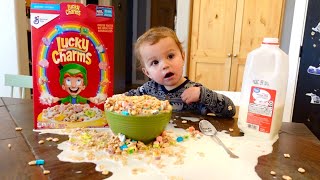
[105,111,172,143]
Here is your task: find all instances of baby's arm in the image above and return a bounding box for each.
[199,86,236,118]
[125,80,157,96]
[125,83,148,96]
[126,87,143,96]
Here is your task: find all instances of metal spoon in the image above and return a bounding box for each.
[199,120,239,158]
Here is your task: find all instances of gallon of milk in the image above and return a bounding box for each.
[237,38,289,140]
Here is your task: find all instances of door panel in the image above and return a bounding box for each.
[195,60,229,90]
[229,0,285,91]
[234,64,245,91]
[189,0,237,90]
[189,0,284,92]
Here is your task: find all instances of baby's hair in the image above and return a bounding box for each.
[134,26,183,67]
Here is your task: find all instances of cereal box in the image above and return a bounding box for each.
[30,2,114,129]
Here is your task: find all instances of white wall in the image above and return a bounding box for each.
[176,0,191,77]
[0,1,29,98]
[280,0,296,54]
[283,0,309,122]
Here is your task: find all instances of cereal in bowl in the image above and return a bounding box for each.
[104,94,172,115]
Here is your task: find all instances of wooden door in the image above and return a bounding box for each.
[229,0,285,91]
[188,0,237,90]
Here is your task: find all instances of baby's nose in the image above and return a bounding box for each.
[162,60,170,69]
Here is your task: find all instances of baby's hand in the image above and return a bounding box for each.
[181,87,201,104]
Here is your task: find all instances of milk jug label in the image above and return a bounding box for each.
[246,86,276,133]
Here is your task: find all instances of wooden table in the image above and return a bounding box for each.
[1,97,320,179]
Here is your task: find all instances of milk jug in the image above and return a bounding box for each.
[237,38,289,140]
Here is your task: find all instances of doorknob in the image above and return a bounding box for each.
[117,3,121,10]
[233,54,237,57]
[227,53,232,57]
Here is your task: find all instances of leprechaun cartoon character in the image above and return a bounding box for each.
[39,63,106,105]
[59,63,92,104]
[41,63,105,105]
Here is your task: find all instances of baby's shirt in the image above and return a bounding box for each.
[125,79,236,118]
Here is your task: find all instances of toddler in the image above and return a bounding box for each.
[126,27,235,117]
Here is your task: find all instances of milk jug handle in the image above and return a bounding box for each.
[273,52,282,78]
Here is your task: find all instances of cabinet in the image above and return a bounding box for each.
[188,0,285,91]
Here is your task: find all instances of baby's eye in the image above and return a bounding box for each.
[151,60,159,66]
[76,79,82,86]
[168,53,175,59]
[66,79,71,86]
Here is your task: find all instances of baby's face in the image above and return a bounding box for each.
[140,37,185,90]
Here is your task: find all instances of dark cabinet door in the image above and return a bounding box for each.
[151,0,176,29]
[292,0,320,139]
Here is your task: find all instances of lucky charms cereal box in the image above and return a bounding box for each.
[30,2,114,129]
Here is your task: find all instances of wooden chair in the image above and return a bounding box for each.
[4,74,33,99]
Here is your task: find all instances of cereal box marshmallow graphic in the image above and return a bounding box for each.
[31,2,114,129]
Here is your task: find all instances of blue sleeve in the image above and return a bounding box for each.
[125,86,144,96]
[199,86,236,118]
[124,81,152,96]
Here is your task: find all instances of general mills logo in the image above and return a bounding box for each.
[33,16,39,24]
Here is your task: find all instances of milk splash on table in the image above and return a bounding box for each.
[36,122,278,180]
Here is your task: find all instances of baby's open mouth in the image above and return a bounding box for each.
[164,72,174,78]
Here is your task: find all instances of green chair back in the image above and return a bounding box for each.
[4,74,33,98]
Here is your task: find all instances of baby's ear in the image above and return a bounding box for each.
[142,68,151,78]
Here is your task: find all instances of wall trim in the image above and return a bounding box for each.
[283,0,309,122]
